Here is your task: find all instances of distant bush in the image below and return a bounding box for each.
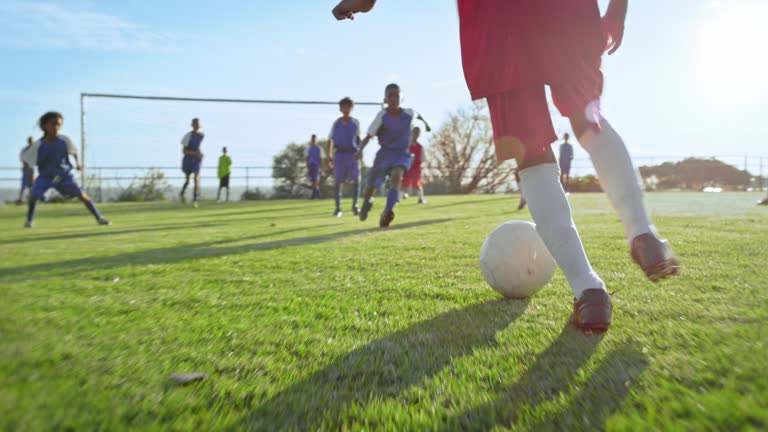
[241,188,270,201]
[567,175,603,193]
[114,169,171,202]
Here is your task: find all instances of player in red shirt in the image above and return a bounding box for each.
[401,126,426,204]
[331,0,679,332]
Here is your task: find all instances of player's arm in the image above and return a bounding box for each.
[327,123,336,167]
[62,136,82,170]
[416,114,432,133]
[332,0,376,20]
[604,0,628,55]
[359,110,384,158]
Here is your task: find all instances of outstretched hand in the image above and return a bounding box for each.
[603,17,625,55]
[332,0,375,21]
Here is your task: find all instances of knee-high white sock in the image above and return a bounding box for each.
[580,118,653,241]
[520,163,605,298]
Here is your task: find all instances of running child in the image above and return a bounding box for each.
[358,83,431,227]
[401,126,427,204]
[327,97,362,217]
[180,118,204,206]
[559,133,574,192]
[21,112,110,228]
[331,0,679,332]
[217,146,232,202]
[307,134,322,199]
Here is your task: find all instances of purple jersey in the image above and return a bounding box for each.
[329,117,361,153]
[307,145,322,166]
[367,109,417,153]
[21,136,77,179]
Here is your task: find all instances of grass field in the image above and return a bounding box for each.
[1,193,767,431]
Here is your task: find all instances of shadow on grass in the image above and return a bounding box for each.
[424,196,505,212]
[0,222,225,246]
[444,325,648,431]
[2,219,453,280]
[240,299,530,431]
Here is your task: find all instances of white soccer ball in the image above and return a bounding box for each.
[479,221,555,299]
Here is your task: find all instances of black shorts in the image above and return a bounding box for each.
[219,174,230,188]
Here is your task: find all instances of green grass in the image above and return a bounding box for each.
[1,193,767,431]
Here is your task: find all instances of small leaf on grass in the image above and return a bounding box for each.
[168,372,208,385]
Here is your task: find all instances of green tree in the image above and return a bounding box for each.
[272,140,333,199]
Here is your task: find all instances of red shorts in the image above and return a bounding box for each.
[458,0,606,161]
[401,168,423,189]
[487,70,604,161]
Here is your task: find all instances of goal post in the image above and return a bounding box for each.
[78,92,382,187]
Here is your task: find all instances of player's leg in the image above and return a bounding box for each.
[556,78,679,281]
[226,185,229,202]
[193,172,201,203]
[180,173,190,203]
[333,160,343,215]
[381,166,405,227]
[488,88,609,331]
[417,179,426,204]
[25,178,51,227]
[77,191,110,225]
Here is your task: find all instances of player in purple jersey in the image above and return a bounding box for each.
[17,137,35,205]
[307,134,323,199]
[180,118,204,206]
[327,97,362,217]
[21,112,110,228]
[358,83,430,227]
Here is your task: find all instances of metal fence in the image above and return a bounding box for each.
[1,154,766,202]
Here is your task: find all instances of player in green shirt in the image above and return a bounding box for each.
[217,147,232,202]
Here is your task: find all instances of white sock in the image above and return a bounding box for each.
[520,163,605,298]
[580,118,654,241]
[418,188,425,201]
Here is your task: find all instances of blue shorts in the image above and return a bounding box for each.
[182,156,202,175]
[308,164,320,184]
[21,169,33,188]
[367,150,413,190]
[334,152,360,183]
[560,161,572,175]
[31,174,82,199]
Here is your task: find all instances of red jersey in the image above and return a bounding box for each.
[458,0,605,100]
[408,142,423,168]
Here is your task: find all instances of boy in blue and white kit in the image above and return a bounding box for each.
[180,118,204,206]
[307,134,322,199]
[359,83,430,227]
[21,111,110,228]
[328,97,361,217]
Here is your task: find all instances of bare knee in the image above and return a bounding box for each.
[390,167,405,188]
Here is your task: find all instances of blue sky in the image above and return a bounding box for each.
[1,0,767,186]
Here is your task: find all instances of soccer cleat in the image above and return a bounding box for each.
[24,221,33,228]
[759,197,768,206]
[352,205,360,216]
[517,199,527,211]
[379,210,395,228]
[572,289,612,332]
[334,208,343,218]
[97,218,111,226]
[402,193,409,199]
[418,198,427,205]
[359,200,373,221]
[630,233,680,282]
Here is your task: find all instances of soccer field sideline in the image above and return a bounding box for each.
[1,193,766,430]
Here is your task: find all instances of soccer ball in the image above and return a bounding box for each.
[479,221,555,299]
